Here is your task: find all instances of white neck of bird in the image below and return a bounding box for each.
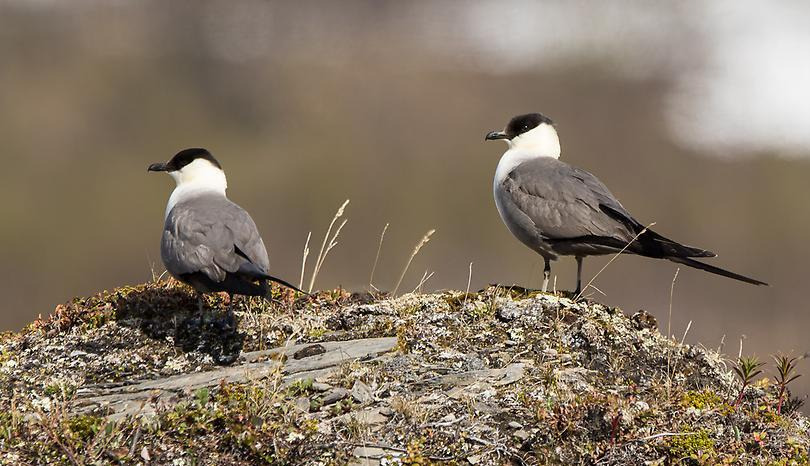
[507,123,561,158]
[495,123,561,184]
[165,159,228,218]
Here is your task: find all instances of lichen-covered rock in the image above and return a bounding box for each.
[0,280,807,465]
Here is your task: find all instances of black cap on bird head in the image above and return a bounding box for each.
[148,148,222,173]
[485,113,554,141]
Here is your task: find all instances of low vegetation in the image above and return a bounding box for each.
[0,280,807,465]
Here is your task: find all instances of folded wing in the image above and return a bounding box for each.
[503,158,714,258]
[161,194,271,284]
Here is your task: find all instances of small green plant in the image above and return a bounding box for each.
[772,354,801,414]
[287,378,315,397]
[194,387,210,406]
[668,430,715,460]
[330,398,355,416]
[733,356,765,408]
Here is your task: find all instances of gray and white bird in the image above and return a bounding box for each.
[485,113,767,294]
[148,148,302,308]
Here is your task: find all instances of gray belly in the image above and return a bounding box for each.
[493,182,557,260]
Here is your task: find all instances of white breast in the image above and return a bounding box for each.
[164,158,228,219]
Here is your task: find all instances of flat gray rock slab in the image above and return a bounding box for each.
[72,337,397,420]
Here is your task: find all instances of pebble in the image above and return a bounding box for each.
[312,382,332,392]
[321,387,350,405]
[294,397,310,413]
[351,380,374,404]
[513,429,530,441]
[508,421,523,429]
[353,446,387,459]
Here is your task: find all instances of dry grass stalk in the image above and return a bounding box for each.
[307,199,350,292]
[717,334,726,354]
[299,231,312,290]
[463,262,473,306]
[680,320,692,344]
[411,270,435,294]
[369,222,389,292]
[392,229,436,296]
[666,267,680,400]
[574,222,655,301]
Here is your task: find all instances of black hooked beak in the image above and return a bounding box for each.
[147,162,168,172]
[485,130,509,141]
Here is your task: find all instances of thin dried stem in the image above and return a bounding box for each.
[307,199,350,292]
[575,222,655,301]
[680,320,692,345]
[666,268,680,400]
[369,223,389,291]
[411,270,435,294]
[299,231,312,290]
[463,262,473,306]
[392,229,436,296]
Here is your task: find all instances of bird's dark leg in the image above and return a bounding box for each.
[574,256,583,295]
[542,258,551,292]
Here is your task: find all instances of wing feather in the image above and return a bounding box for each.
[161,194,270,284]
[502,158,638,244]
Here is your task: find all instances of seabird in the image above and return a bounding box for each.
[485,113,767,294]
[148,148,302,308]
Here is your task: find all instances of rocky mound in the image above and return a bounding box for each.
[0,281,807,465]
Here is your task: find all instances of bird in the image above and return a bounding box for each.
[148,148,303,310]
[485,112,767,295]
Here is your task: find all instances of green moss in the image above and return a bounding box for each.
[401,438,429,465]
[43,384,60,397]
[0,345,14,364]
[668,429,715,460]
[681,389,723,410]
[66,414,104,442]
[307,326,327,338]
[81,311,111,329]
[44,382,76,399]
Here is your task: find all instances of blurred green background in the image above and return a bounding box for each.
[1,1,808,398]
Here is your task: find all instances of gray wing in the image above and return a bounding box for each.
[161,194,270,284]
[502,158,641,244]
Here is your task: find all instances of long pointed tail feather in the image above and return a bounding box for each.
[643,230,716,258]
[260,273,309,295]
[667,256,768,286]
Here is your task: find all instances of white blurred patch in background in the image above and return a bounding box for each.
[443,0,810,156]
[665,1,810,156]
